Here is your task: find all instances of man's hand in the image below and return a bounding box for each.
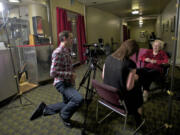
[72,72,76,81]
[71,72,76,85]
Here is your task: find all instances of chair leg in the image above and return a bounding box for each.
[96,101,99,122]
[96,101,114,124]
[98,111,114,124]
[123,115,127,130]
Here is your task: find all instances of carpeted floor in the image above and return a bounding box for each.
[0,61,180,135]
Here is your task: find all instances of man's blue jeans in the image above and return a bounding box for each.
[43,81,83,120]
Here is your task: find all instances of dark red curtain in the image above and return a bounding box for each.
[127,29,130,39]
[77,15,86,63]
[67,21,72,32]
[123,25,128,41]
[56,7,68,45]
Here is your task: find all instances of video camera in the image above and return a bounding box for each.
[83,43,104,58]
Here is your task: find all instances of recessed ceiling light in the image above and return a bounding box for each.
[132,10,139,15]
[8,0,21,3]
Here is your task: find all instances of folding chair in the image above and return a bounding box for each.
[91,79,128,130]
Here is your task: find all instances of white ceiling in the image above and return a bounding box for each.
[0,0,47,5]
[0,0,171,21]
[78,0,171,21]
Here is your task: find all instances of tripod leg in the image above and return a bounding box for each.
[96,64,102,71]
[88,67,97,100]
[78,66,92,90]
[81,72,91,134]
[21,94,35,105]
[0,93,34,114]
[85,70,92,102]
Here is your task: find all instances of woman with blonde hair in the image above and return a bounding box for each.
[137,39,169,102]
[102,39,143,126]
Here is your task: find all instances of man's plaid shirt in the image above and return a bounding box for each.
[50,45,73,86]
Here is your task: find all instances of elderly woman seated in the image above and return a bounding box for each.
[137,40,169,102]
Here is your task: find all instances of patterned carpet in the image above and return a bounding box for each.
[0,62,180,135]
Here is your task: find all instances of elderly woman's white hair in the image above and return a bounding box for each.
[152,40,165,50]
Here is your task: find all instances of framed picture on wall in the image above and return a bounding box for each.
[162,23,165,33]
[32,16,44,36]
[165,20,169,32]
[171,16,175,32]
[140,31,145,38]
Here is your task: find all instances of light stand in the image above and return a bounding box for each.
[142,0,180,134]
[166,0,180,134]
[0,7,34,112]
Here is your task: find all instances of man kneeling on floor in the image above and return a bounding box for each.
[30,31,83,128]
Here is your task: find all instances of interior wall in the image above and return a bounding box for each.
[50,0,84,47]
[160,0,179,63]
[128,20,155,43]
[155,15,162,38]
[28,4,49,36]
[86,7,121,47]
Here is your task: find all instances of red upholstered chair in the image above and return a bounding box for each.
[91,79,128,130]
[130,48,149,68]
[130,48,170,92]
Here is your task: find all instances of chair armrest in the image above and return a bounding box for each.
[139,60,142,68]
[160,63,170,76]
[161,63,170,68]
[139,60,148,68]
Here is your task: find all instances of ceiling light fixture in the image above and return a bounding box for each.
[8,0,21,3]
[0,2,4,12]
[132,10,139,15]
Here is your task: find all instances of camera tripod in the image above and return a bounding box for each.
[78,57,102,135]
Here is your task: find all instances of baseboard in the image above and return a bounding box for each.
[0,94,17,108]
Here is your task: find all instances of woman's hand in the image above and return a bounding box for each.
[145,58,151,62]
[126,69,137,91]
[145,58,157,64]
[150,59,157,64]
[134,74,139,80]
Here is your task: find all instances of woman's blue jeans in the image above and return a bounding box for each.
[44,81,83,120]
